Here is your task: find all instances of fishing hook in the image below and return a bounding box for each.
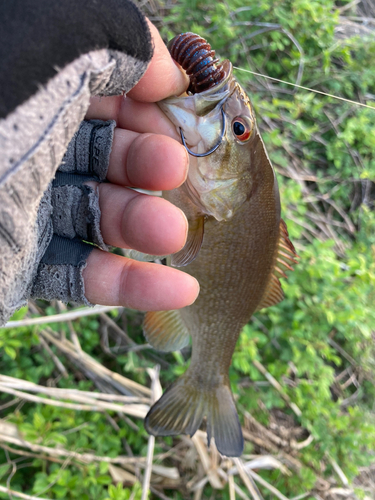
[179,107,226,157]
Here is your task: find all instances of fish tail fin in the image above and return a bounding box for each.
[206,382,244,457]
[144,373,244,457]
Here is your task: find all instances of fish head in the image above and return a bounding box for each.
[158,60,259,221]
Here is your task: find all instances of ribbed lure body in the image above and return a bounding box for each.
[168,32,225,94]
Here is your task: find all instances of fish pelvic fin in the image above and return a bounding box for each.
[143,310,190,352]
[144,374,244,457]
[256,218,299,312]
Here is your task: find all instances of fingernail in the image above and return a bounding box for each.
[187,276,200,305]
[173,143,189,188]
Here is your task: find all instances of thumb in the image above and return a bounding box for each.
[127,20,189,102]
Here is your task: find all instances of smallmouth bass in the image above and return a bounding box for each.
[143,33,297,457]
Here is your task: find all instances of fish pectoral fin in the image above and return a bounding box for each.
[256,218,299,312]
[145,374,244,458]
[170,215,205,267]
[143,310,190,352]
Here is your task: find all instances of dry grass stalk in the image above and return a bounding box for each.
[38,335,69,378]
[0,485,50,500]
[248,469,290,500]
[242,428,278,453]
[233,457,264,500]
[228,456,290,476]
[0,432,146,465]
[190,476,209,492]
[228,472,236,500]
[217,468,252,500]
[193,485,205,500]
[141,367,161,500]
[3,305,120,328]
[39,327,151,397]
[0,375,149,404]
[327,455,350,487]
[108,463,138,485]
[0,375,149,418]
[245,412,290,449]
[290,493,313,500]
[191,432,223,489]
[252,360,302,417]
[141,436,155,500]
[0,443,68,465]
[99,310,137,347]
[149,486,175,500]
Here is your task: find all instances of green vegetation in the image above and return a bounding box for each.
[1,0,374,498]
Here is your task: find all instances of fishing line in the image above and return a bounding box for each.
[233,66,375,110]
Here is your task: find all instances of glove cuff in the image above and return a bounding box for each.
[31,236,93,305]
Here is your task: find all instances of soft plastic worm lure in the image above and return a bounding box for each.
[168,32,225,94]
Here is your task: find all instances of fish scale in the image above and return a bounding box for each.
[142,34,297,457]
[182,158,279,375]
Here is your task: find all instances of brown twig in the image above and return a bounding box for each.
[0,443,69,465]
[234,458,263,500]
[252,360,302,417]
[0,433,147,466]
[0,486,50,500]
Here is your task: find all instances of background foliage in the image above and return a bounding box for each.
[1,0,375,499]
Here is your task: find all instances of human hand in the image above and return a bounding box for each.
[82,21,199,311]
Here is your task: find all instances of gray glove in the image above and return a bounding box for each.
[0,0,153,325]
[31,119,115,305]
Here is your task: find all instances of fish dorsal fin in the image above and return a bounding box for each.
[171,215,205,267]
[256,219,298,312]
[143,310,190,352]
[255,274,284,311]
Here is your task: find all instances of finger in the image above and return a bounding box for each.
[118,98,180,138]
[83,249,199,310]
[86,96,180,140]
[108,130,188,190]
[127,20,189,102]
[85,95,123,122]
[96,183,188,255]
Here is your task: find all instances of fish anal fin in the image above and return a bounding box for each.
[145,374,244,457]
[171,215,204,267]
[143,310,190,352]
[256,218,298,312]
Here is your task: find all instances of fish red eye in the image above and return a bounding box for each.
[232,117,251,142]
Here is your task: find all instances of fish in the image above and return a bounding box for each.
[143,33,298,457]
